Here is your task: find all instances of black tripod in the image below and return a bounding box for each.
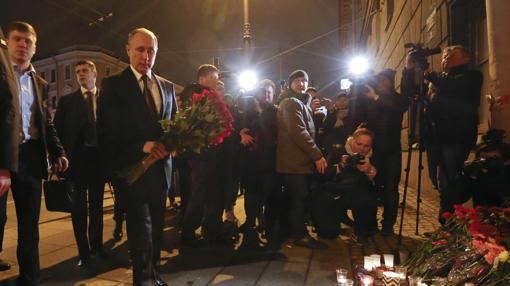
[398,67,428,243]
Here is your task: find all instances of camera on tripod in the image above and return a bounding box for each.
[404,43,442,70]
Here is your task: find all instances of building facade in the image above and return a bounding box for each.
[342,0,510,190]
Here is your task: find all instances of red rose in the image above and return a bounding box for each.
[442,212,453,221]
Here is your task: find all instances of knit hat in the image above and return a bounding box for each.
[288,69,309,85]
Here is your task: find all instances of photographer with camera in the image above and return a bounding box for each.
[350,69,408,236]
[401,45,483,223]
[311,127,378,243]
[321,92,350,156]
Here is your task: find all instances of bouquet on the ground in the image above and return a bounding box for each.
[405,205,510,286]
[120,89,233,185]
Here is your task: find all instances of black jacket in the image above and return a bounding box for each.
[54,89,101,179]
[350,89,408,154]
[401,64,483,146]
[241,103,278,173]
[317,145,374,197]
[0,28,20,172]
[97,67,177,183]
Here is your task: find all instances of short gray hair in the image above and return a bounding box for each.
[127,28,158,48]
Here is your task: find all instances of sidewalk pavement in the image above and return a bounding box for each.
[0,185,441,286]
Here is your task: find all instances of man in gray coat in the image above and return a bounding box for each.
[276,70,327,249]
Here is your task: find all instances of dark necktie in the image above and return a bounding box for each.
[84,91,97,146]
[85,91,95,123]
[141,75,158,118]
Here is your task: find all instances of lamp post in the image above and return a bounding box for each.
[242,0,252,53]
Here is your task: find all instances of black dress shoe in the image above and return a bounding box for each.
[381,227,395,237]
[91,248,108,258]
[154,278,168,286]
[77,257,90,267]
[0,259,11,271]
[293,235,328,249]
[181,237,208,248]
[113,223,123,241]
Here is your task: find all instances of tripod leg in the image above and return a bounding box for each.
[415,145,424,235]
[398,145,413,244]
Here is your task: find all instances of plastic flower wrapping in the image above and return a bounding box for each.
[120,89,233,185]
[405,205,510,286]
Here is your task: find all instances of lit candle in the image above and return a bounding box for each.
[370,254,381,268]
[364,256,373,270]
[361,274,374,286]
[336,268,348,284]
[383,254,394,268]
[394,265,407,280]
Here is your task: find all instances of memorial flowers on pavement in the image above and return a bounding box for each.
[405,205,510,286]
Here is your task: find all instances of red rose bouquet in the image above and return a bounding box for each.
[120,89,233,185]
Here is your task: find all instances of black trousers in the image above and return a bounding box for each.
[11,140,45,286]
[182,159,224,241]
[112,180,127,225]
[344,187,378,236]
[122,161,168,286]
[435,143,471,223]
[173,157,190,212]
[69,147,105,260]
[243,171,276,226]
[373,150,402,230]
[281,174,310,239]
[0,191,7,253]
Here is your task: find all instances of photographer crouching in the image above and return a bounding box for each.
[350,69,408,236]
[312,127,378,244]
[401,45,483,223]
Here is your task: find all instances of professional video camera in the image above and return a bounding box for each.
[404,43,442,70]
[462,129,507,178]
[462,157,504,178]
[481,129,505,145]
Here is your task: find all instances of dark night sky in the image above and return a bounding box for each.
[1,0,347,96]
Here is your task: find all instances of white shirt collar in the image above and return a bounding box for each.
[130,65,152,81]
[13,63,36,76]
[80,86,97,96]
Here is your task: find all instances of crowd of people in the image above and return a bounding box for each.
[1,21,509,286]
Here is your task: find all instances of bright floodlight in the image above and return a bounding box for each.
[238,70,257,90]
[349,56,369,75]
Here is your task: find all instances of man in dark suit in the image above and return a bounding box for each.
[54,60,105,266]
[0,26,20,272]
[180,64,227,247]
[6,21,68,286]
[97,28,176,286]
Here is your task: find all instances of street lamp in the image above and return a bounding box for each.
[242,0,252,52]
